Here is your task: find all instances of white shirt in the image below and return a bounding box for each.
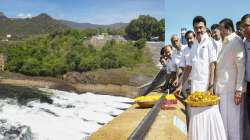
[163,58,174,74]
[189,33,217,92]
[180,46,192,68]
[170,45,187,72]
[216,32,245,93]
[213,39,223,59]
[179,45,192,92]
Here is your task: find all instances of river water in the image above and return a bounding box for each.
[0,88,134,140]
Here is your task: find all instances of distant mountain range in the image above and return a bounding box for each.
[0,12,128,40]
[0,13,69,39]
[59,20,128,29]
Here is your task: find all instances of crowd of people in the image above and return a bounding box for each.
[142,14,250,140]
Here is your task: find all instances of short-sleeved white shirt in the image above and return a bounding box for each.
[163,58,174,74]
[189,33,217,92]
[213,39,223,59]
[179,46,192,68]
[170,45,187,72]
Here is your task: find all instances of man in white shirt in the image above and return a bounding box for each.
[169,35,186,95]
[211,24,223,58]
[236,20,244,40]
[178,31,195,129]
[186,16,217,93]
[140,45,173,95]
[216,18,245,140]
[187,17,226,140]
[180,31,195,99]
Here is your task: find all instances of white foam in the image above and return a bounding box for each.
[0,89,133,140]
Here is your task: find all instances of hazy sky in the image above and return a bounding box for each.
[0,0,164,25]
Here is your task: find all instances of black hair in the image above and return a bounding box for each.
[193,16,207,27]
[211,24,220,30]
[160,45,173,55]
[166,45,173,49]
[206,28,211,34]
[241,14,250,22]
[185,30,195,39]
[236,21,242,31]
[160,47,164,55]
[219,18,235,32]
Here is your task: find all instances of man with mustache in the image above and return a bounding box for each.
[211,24,223,58]
[187,16,226,140]
[215,18,245,140]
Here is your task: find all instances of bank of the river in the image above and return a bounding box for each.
[0,76,138,98]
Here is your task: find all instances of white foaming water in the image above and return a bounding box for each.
[0,88,134,140]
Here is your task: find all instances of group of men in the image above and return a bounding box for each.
[143,14,250,140]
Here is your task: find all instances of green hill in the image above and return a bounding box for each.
[0,13,69,40]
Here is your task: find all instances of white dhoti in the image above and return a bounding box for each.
[188,105,227,140]
[215,33,246,140]
[219,93,244,140]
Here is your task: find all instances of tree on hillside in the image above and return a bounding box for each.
[1,30,144,76]
[125,15,164,41]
